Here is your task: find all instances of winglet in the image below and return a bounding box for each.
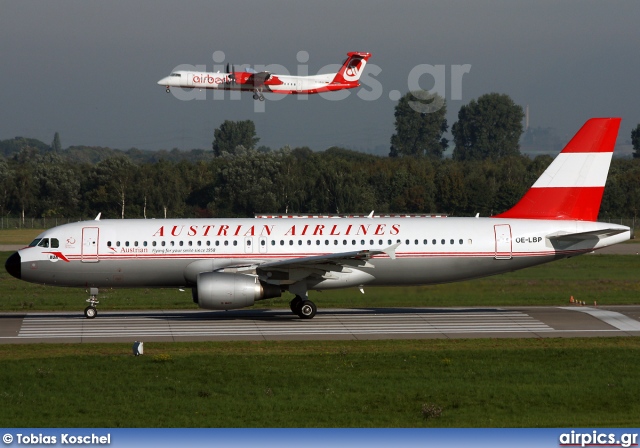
[382,242,401,260]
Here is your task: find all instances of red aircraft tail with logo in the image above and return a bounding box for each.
[331,52,371,86]
[493,117,621,221]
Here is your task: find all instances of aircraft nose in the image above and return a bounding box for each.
[5,252,21,280]
[157,77,170,85]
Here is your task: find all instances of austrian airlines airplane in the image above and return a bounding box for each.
[4,118,631,319]
[157,52,371,101]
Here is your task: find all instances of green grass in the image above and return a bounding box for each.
[0,229,42,245]
[1,338,639,427]
[2,252,638,312]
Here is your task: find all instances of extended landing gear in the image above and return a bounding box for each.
[84,287,99,319]
[289,296,317,319]
[252,91,265,101]
[165,87,170,93]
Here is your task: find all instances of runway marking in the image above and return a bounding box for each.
[14,309,555,340]
[561,307,640,331]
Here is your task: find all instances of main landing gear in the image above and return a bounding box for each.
[84,287,99,319]
[289,296,317,319]
[252,90,265,101]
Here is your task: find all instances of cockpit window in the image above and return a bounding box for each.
[170,73,182,77]
[37,239,50,248]
[29,238,42,247]
[51,238,59,248]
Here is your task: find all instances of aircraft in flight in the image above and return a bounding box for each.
[5,118,631,319]
[157,52,371,101]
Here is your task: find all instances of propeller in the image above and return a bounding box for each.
[226,63,236,84]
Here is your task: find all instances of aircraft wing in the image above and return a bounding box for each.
[249,72,271,87]
[253,242,400,284]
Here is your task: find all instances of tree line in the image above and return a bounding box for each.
[1,92,639,223]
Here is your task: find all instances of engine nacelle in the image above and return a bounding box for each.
[192,272,281,310]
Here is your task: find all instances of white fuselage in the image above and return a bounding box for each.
[12,216,631,290]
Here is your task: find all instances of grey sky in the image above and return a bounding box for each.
[1,0,638,154]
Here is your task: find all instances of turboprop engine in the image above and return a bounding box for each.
[192,272,281,310]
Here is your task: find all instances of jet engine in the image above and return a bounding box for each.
[192,272,281,310]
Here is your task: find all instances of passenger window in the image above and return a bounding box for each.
[107,241,112,247]
[405,239,410,245]
[152,241,156,246]
[224,241,229,246]
[459,239,463,245]
[423,239,428,245]
[116,241,121,247]
[450,239,454,244]
[170,241,175,246]
[233,241,237,246]
[432,239,436,245]
[161,241,166,247]
[134,241,138,247]
[441,239,445,245]
[289,240,293,246]
[125,241,130,247]
[179,241,184,246]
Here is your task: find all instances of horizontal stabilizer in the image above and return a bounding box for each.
[546,228,627,242]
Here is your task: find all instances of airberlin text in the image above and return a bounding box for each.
[192,74,230,84]
[152,224,401,238]
[14,433,111,444]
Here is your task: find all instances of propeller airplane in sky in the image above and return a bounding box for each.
[157,52,371,101]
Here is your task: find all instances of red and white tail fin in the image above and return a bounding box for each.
[493,117,621,221]
[332,52,371,85]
